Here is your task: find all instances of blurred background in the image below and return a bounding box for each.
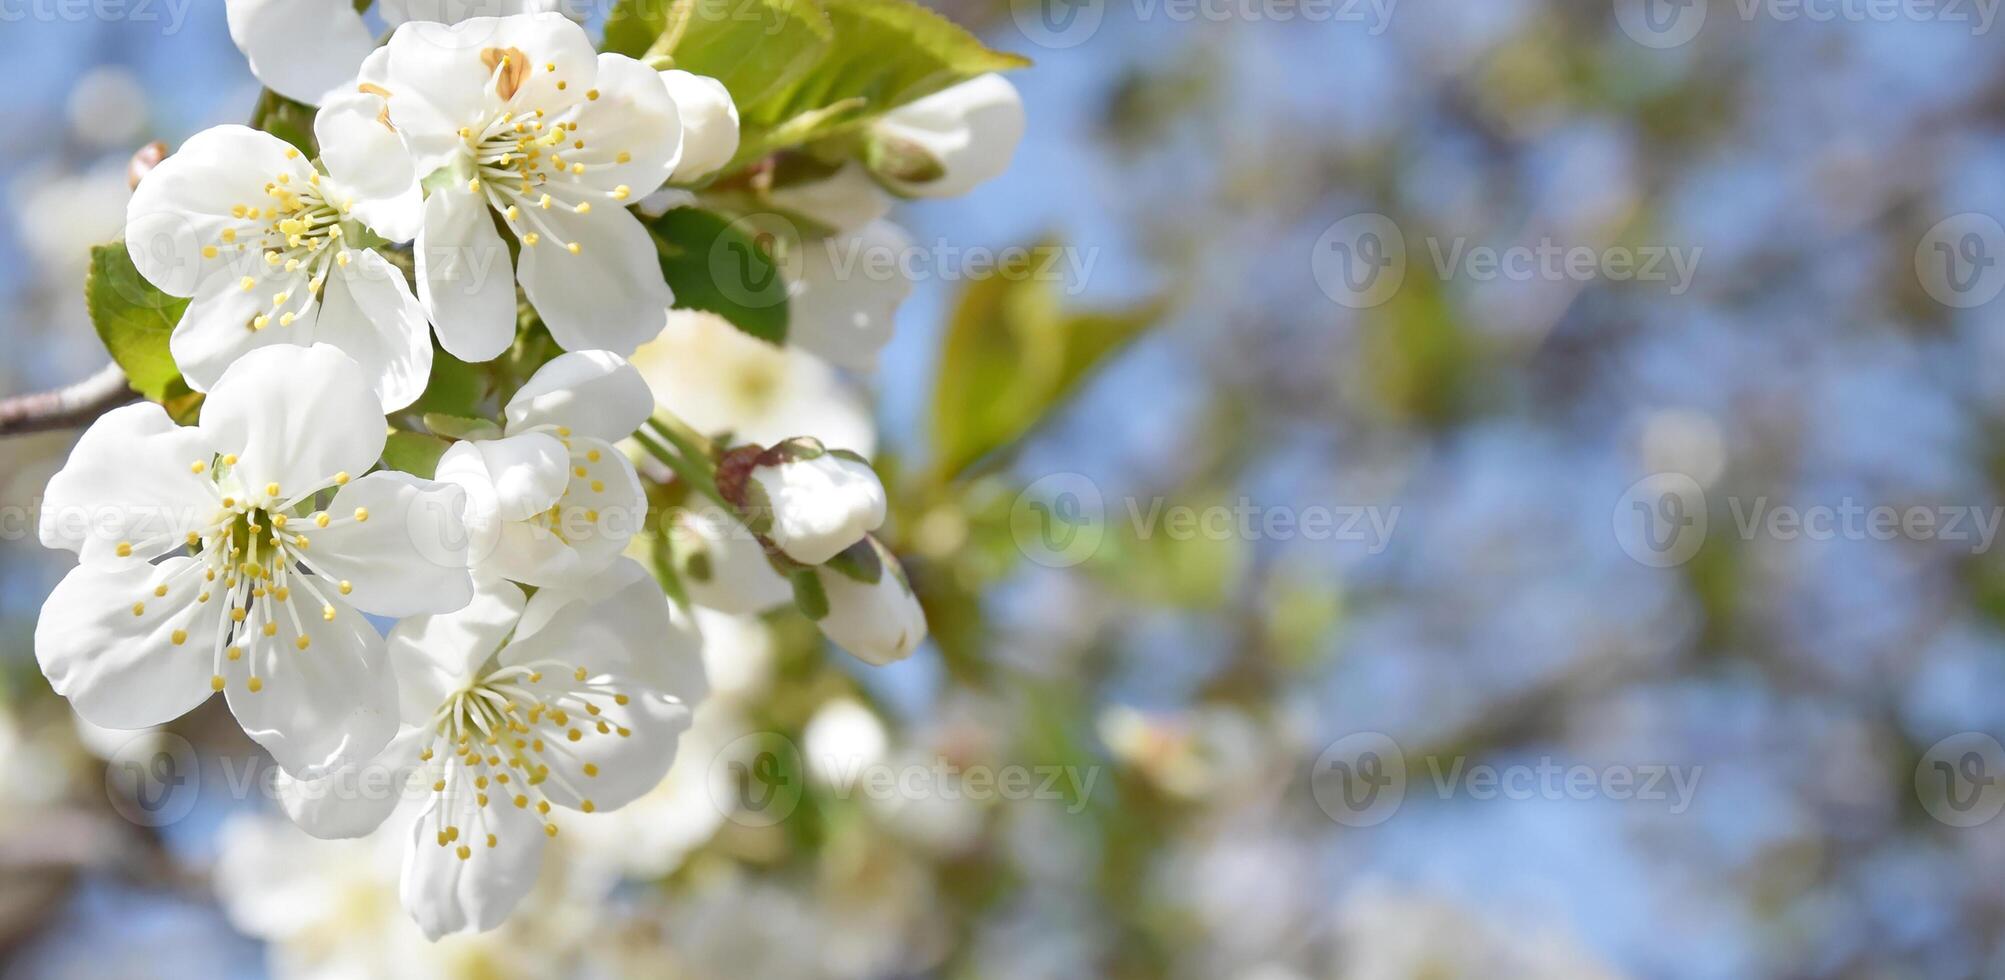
[5,0,2005,977]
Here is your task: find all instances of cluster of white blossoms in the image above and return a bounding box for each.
[34,1,1024,941]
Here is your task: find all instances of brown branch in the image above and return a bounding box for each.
[0,364,135,438]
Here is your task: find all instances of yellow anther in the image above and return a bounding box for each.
[505,205,520,221]
[574,201,591,215]
[433,780,447,793]
[338,580,353,595]
[115,542,134,558]
[353,507,370,523]
[295,636,310,650]
[587,89,600,100]
[227,647,242,661]
[265,483,281,498]
[544,823,559,837]
[513,794,528,808]
[486,833,498,849]
[224,455,238,466]
[334,471,350,485]
[278,313,296,327]
[522,233,540,246]
[251,315,270,332]
[582,763,598,777]
[456,845,471,860]
[468,177,482,192]
[262,622,277,637]
[240,276,257,292]
[171,629,188,646]
[247,676,264,693]
[154,584,169,598]
[190,460,206,474]
[615,151,631,164]
[611,185,630,201]
[567,728,582,742]
[322,605,335,622]
[591,480,605,493]
[336,251,351,267]
[566,242,581,254]
[202,246,218,259]
[579,799,595,813]
[211,675,225,692]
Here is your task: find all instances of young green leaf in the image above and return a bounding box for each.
[85,243,187,403]
[650,0,833,110]
[381,430,450,479]
[603,0,671,58]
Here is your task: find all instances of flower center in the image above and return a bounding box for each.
[421,661,634,860]
[115,458,364,695]
[451,49,636,257]
[212,152,354,333]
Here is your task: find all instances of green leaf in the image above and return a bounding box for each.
[649,207,790,344]
[408,347,489,418]
[422,414,501,441]
[382,431,450,479]
[86,243,186,403]
[651,0,833,110]
[929,241,1166,483]
[603,0,671,58]
[743,0,1028,130]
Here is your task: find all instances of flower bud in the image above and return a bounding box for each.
[659,69,740,184]
[868,74,1024,199]
[740,439,887,566]
[809,537,927,666]
[127,140,167,190]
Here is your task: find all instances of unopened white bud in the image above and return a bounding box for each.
[659,69,740,183]
[746,448,886,566]
[814,538,926,666]
[869,74,1024,199]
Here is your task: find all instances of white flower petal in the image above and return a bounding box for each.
[516,204,672,355]
[387,574,526,723]
[224,597,397,779]
[126,125,310,297]
[382,13,596,171]
[380,0,568,25]
[631,309,880,456]
[168,265,304,395]
[313,249,435,412]
[787,219,914,370]
[400,785,546,939]
[513,558,707,702]
[200,344,388,496]
[224,0,379,106]
[436,432,569,525]
[568,54,681,197]
[659,70,739,184]
[872,74,1025,199]
[35,558,219,730]
[315,91,425,243]
[468,435,643,588]
[418,187,518,362]
[276,726,427,839]
[302,471,475,618]
[503,350,654,443]
[39,402,219,564]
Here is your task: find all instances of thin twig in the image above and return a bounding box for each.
[0,364,135,438]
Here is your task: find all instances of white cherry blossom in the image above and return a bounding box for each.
[275,559,706,939]
[435,350,652,587]
[34,344,474,778]
[369,13,684,360]
[658,69,739,184]
[813,536,928,666]
[126,123,431,409]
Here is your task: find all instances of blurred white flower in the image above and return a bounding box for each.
[1332,883,1630,980]
[868,74,1025,199]
[630,310,878,456]
[66,67,148,150]
[803,697,887,787]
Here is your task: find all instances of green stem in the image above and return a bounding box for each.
[635,427,730,511]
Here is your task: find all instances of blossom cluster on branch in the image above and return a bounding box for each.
[32,0,1025,938]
